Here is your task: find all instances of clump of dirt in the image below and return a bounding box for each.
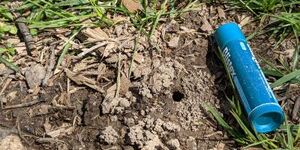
[0,134,25,150]
[99,126,119,145]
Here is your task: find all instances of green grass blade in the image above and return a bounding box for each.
[287,124,294,150]
[230,110,257,142]
[55,27,82,71]
[271,69,300,88]
[256,133,278,149]
[295,125,300,141]
[205,104,244,139]
[206,104,232,130]
[243,139,274,149]
[0,55,19,72]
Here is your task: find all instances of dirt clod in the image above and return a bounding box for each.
[0,135,25,150]
[25,64,46,89]
[99,126,119,145]
[167,139,181,150]
[168,36,180,48]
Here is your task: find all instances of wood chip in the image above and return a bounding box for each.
[216,142,225,150]
[0,64,14,75]
[120,75,131,95]
[97,63,107,81]
[167,36,180,48]
[64,68,104,93]
[82,27,109,41]
[239,15,251,27]
[121,0,143,13]
[46,125,74,138]
[105,54,127,64]
[217,7,226,19]
[101,97,121,114]
[200,17,213,32]
[25,64,46,89]
[43,46,56,86]
[103,42,116,57]
[133,53,144,64]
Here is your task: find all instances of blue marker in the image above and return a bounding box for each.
[215,22,284,133]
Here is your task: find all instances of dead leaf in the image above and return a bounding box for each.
[120,75,131,95]
[133,53,144,64]
[43,118,52,133]
[179,26,196,34]
[25,64,46,89]
[64,69,104,93]
[101,84,118,114]
[47,125,74,138]
[239,15,251,27]
[285,48,295,59]
[6,91,17,101]
[73,62,88,72]
[217,7,226,19]
[82,27,109,41]
[0,63,15,75]
[57,92,72,107]
[113,15,130,24]
[103,42,116,57]
[216,142,225,150]
[200,17,213,32]
[97,63,107,81]
[121,0,143,13]
[101,97,121,114]
[105,54,127,64]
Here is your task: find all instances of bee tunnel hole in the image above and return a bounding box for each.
[172,90,185,102]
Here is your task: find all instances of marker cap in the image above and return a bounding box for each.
[249,103,284,133]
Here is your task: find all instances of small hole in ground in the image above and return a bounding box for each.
[172,91,184,102]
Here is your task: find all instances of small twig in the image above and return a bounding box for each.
[0,78,12,96]
[16,116,31,145]
[15,17,36,56]
[76,36,136,59]
[292,96,300,121]
[3,99,44,110]
[43,46,56,86]
[128,37,138,78]
[76,42,108,59]
[82,38,120,45]
[115,52,121,98]
[118,36,136,49]
[0,78,12,109]
[36,138,65,144]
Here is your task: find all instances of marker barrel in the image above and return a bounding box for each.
[215,22,284,133]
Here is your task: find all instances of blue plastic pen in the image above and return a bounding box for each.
[215,22,284,133]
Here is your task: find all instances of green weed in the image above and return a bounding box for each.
[0,2,19,72]
[0,5,17,37]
